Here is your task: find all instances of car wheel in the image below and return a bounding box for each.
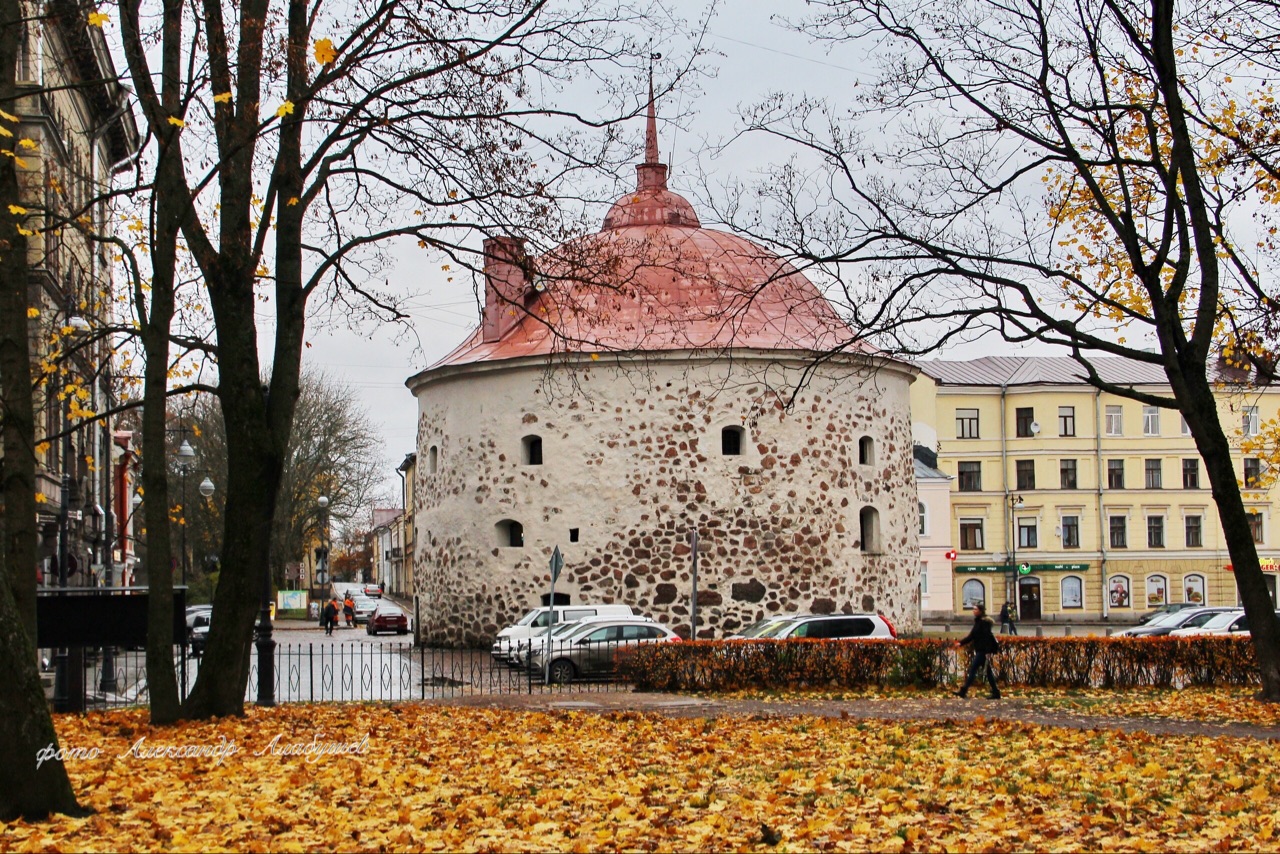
[366,625,376,636]
[396,629,408,635]
[548,659,576,685]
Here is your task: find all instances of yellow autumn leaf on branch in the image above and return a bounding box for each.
[87,10,109,26]
[213,92,233,104]
[287,197,299,206]
[168,116,185,128]
[313,38,337,65]
[27,307,39,318]
[0,126,12,138]
[9,204,27,214]
[0,109,17,122]
[275,101,295,118]
[18,138,38,149]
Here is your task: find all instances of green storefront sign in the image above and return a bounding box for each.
[955,563,1090,574]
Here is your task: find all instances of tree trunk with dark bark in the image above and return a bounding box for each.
[0,0,85,817]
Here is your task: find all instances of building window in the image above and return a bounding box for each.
[1016,459,1036,491]
[569,527,580,543]
[961,579,986,609]
[721,426,745,456]
[1108,575,1132,608]
[920,561,929,594]
[1248,512,1265,544]
[427,445,439,474]
[1142,405,1160,436]
[1244,457,1262,488]
[1016,407,1035,438]
[957,461,982,492]
[1061,515,1080,548]
[1147,515,1165,548]
[1109,515,1128,548]
[522,435,544,465]
[1184,574,1207,605]
[1146,575,1168,607]
[1018,518,1038,549]
[1144,459,1163,489]
[1061,575,1084,609]
[1107,459,1125,489]
[1244,406,1260,437]
[496,519,524,548]
[1058,406,1075,437]
[1183,458,1199,489]
[1185,515,1203,548]
[956,408,980,439]
[918,501,927,536]
[858,436,875,465]
[959,519,985,551]
[1181,414,1191,436]
[1105,405,1123,436]
[1060,459,1078,490]
[859,506,881,553]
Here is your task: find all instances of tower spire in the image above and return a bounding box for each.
[645,63,659,165]
[636,54,668,192]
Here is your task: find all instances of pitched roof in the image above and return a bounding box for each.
[919,355,1169,388]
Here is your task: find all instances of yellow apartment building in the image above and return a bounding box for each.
[912,356,1280,620]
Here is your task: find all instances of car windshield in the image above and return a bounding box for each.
[751,619,799,639]
[1197,612,1245,631]
[516,609,543,627]
[1180,610,1224,628]
[1146,611,1190,627]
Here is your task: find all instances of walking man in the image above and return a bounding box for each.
[955,604,1001,699]
[998,601,1018,635]
[322,598,338,636]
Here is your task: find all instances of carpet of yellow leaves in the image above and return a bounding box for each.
[3,704,1278,852]
[715,686,1280,727]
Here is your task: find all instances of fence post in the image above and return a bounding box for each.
[1064,626,1073,637]
[310,643,314,704]
[1035,626,1043,637]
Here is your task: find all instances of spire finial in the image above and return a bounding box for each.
[645,54,660,165]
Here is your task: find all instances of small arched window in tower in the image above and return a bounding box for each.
[522,435,543,466]
[496,519,524,548]
[859,506,881,553]
[721,425,745,456]
[427,445,439,474]
[859,436,875,465]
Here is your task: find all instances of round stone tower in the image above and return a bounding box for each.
[406,100,919,646]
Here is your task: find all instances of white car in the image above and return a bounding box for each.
[351,595,378,625]
[491,604,635,663]
[1170,609,1280,637]
[726,613,898,640]
[526,617,681,684]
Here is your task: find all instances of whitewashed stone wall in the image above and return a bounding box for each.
[409,352,919,646]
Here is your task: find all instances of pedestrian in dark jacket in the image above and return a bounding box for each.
[955,605,1001,699]
[321,599,338,636]
[998,602,1018,635]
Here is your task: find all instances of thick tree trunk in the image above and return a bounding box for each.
[0,0,85,817]
[1178,371,1280,700]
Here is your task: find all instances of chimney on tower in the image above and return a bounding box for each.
[481,236,532,343]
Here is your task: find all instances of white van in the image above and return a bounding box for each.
[491,604,635,663]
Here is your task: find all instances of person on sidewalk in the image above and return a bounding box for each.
[321,598,338,636]
[998,601,1018,635]
[955,604,1001,699]
[343,595,356,628]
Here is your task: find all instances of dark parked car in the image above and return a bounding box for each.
[1137,602,1201,625]
[366,606,409,636]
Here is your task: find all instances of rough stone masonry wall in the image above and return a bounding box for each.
[411,354,919,646]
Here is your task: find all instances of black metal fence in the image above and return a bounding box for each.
[50,639,638,711]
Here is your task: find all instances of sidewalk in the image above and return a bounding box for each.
[435,689,1280,741]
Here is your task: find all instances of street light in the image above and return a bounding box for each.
[316,496,330,596]
[1008,494,1025,618]
[54,312,89,712]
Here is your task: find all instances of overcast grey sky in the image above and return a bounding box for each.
[294,0,880,499]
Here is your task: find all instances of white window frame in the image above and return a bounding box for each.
[1060,514,1081,549]
[1108,574,1133,609]
[1143,405,1160,436]
[961,578,986,610]
[1180,414,1191,436]
[1146,514,1166,548]
[920,561,929,595]
[1145,574,1169,608]
[1183,573,1207,606]
[1017,517,1038,549]
[959,517,985,551]
[918,501,928,537]
[1244,406,1260,437]
[1105,405,1124,436]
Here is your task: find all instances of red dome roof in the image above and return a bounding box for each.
[431,104,859,370]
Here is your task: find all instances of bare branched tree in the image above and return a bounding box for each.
[711,0,1280,698]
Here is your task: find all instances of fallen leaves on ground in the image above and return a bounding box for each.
[3,704,1279,852]
[711,686,1280,727]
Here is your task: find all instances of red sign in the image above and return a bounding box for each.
[1224,560,1279,572]
[945,550,958,561]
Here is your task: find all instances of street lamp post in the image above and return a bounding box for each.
[53,313,90,713]
[316,496,330,597]
[176,437,195,587]
[1008,494,1025,618]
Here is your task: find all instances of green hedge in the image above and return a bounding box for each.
[617,636,1260,691]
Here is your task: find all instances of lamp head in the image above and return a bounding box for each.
[198,477,215,498]
[177,439,195,460]
[318,495,329,509]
